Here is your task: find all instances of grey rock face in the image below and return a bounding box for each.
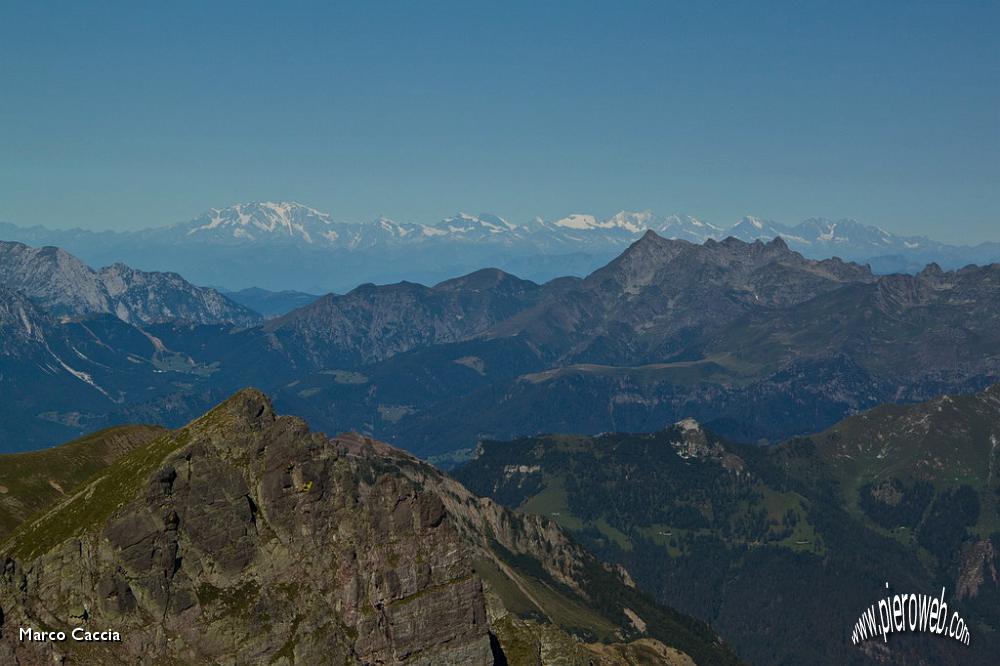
[0,390,743,665]
[0,390,494,664]
[0,240,261,326]
[0,288,48,353]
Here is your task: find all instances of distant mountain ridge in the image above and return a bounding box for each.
[220,287,320,318]
[3,201,997,292]
[256,232,1000,459]
[0,286,182,448]
[261,268,547,368]
[4,230,1000,461]
[0,241,261,450]
[0,240,261,326]
[486,233,875,365]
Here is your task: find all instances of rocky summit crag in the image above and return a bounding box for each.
[0,390,738,665]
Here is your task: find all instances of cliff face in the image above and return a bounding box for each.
[0,390,737,665]
[0,390,492,664]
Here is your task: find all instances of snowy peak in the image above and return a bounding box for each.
[546,210,721,241]
[607,211,655,233]
[185,202,333,243]
[724,216,936,256]
[370,215,414,237]
[437,212,517,235]
[656,214,724,243]
[537,211,719,240]
[729,216,787,240]
[796,217,900,247]
[553,213,604,230]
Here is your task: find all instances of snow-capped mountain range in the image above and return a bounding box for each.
[159,203,734,254]
[1,202,997,293]
[164,202,946,256]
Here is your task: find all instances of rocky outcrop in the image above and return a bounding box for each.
[0,390,492,664]
[669,419,745,473]
[956,539,999,601]
[0,390,735,665]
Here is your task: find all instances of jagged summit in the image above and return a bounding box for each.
[600,229,807,285]
[919,261,945,277]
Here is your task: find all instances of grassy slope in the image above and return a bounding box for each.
[0,389,267,561]
[775,385,1000,535]
[0,424,166,540]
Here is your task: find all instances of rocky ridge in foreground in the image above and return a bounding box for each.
[0,389,737,665]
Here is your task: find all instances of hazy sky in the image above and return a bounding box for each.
[1,1,997,241]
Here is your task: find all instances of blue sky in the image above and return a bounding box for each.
[1,1,997,241]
